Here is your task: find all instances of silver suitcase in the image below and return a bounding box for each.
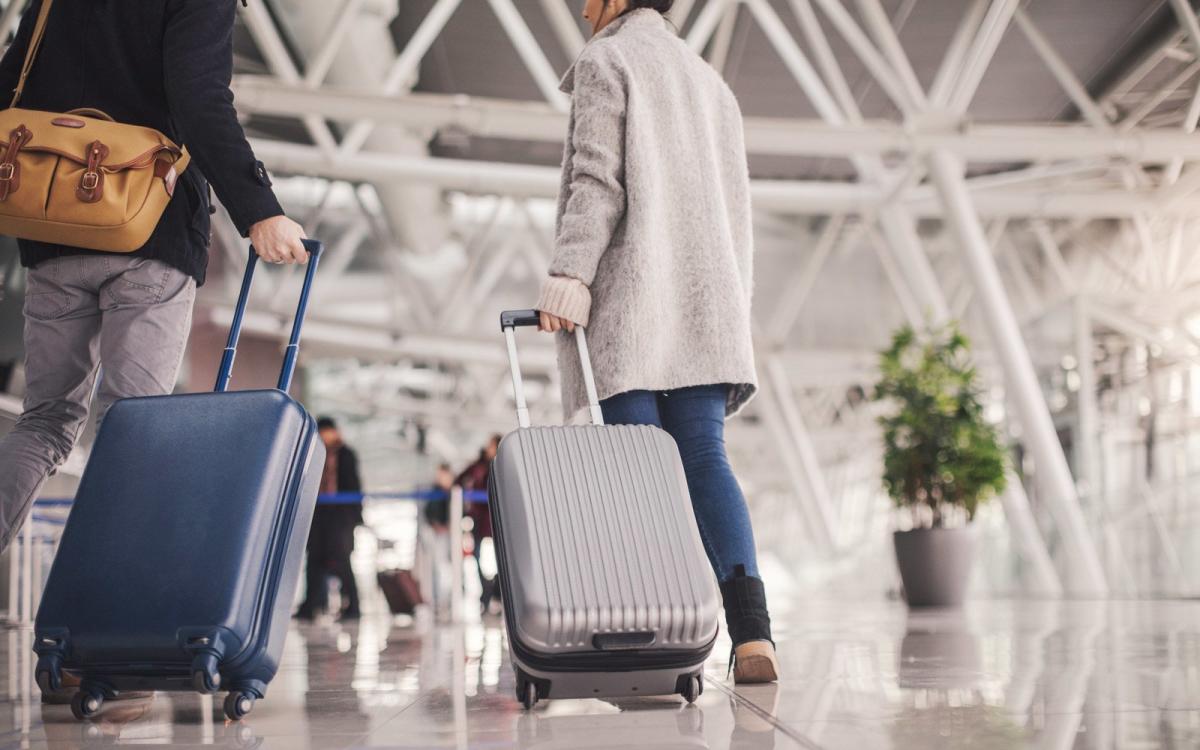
[490,310,720,710]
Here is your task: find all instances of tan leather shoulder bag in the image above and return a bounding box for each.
[0,0,190,252]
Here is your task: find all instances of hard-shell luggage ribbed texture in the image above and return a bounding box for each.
[494,425,719,654]
[491,311,720,707]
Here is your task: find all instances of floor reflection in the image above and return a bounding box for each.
[1,600,1198,748]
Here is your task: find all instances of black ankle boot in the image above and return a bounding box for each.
[718,565,773,647]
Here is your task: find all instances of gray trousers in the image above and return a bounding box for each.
[0,255,195,551]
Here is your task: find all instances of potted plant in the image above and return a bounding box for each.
[873,325,1007,607]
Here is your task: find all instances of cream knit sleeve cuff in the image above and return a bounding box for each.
[536,275,592,327]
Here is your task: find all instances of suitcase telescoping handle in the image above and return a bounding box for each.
[215,240,324,394]
[500,309,604,428]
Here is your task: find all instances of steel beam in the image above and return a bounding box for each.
[946,0,1020,115]
[486,0,571,111]
[340,0,464,155]
[231,80,1200,163]
[930,0,987,107]
[537,0,585,58]
[927,149,1108,596]
[808,0,918,115]
[251,137,1200,219]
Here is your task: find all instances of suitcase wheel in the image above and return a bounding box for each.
[70,689,104,720]
[517,677,538,711]
[35,656,62,694]
[681,675,703,704]
[224,690,256,721]
[190,654,222,695]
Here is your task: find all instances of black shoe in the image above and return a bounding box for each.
[338,607,361,621]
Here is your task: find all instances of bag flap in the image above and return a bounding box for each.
[0,108,182,169]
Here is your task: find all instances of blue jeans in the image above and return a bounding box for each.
[600,385,759,583]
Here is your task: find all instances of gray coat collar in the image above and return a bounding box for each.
[559,9,670,94]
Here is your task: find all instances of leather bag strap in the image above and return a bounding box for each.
[11,0,54,108]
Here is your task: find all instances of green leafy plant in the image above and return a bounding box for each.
[873,324,1007,527]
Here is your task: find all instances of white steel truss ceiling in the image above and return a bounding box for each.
[5,0,1199,597]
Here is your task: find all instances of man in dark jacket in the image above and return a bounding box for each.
[296,417,364,621]
[0,0,309,553]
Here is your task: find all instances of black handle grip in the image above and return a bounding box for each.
[500,309,541,330]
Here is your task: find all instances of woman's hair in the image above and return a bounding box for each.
[605,0,675,15]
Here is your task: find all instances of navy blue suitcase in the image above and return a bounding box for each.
[33,241,324,722]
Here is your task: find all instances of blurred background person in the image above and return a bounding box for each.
[419,462,455,616]
[456,434,501,615]
[296,416,363,621]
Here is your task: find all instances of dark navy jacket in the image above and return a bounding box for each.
[0,0,284,284]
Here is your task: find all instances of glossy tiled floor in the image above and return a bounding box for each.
[2,598,1199,749]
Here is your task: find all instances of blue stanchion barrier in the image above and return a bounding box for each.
[32,488,490,509]
[315,490,489,505]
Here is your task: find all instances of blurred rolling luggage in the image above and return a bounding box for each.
[377,569,423,615]
[489,310,720,710]
[34,242,324,722]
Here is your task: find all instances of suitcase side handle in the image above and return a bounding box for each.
[500,309,604,428]
[215,240,324,394]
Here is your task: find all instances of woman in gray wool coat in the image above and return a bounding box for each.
[535,0,778,683]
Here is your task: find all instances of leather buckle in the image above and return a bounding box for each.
[0,163,13,181]
[81,171,99,190]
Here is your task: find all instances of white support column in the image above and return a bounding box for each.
[5,520,17,624]
[1119,61,1200,131]
[1169,0,1200,65]
[765,357,840,551]
[767,216,849,341]
[876,205,951,324]
[486,0,571,111]
[928,149,1108,596]
[302,0,367,87]
[538,0,585,59]
[998,473,1063,597]
[854,0,927,109]
[930,0,987,107]
[20,517,31,625]
[1030,220,1077,296]
[239,1,338,154]
[449,486,464,623]
[340,0,464,155]
[1013,10,1110,129]
[789,0,859,120]
[0,0,26,49]
[1073,297,1102,504]
[807,0,918,115]
[706,1,740,73]
[685,0,730,53]
[744,0,844,124]
[946,0,1020,115]
[868,227,924,328]
[756,375,838,554]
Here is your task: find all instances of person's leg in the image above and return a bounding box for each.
[657,385,777,683]
[334,555,360,617]
[0,257,102,552]
[335,514,360,617]
[299,511,332,616]
[94,258,195,424]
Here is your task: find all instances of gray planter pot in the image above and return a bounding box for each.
[893,526,977,607]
